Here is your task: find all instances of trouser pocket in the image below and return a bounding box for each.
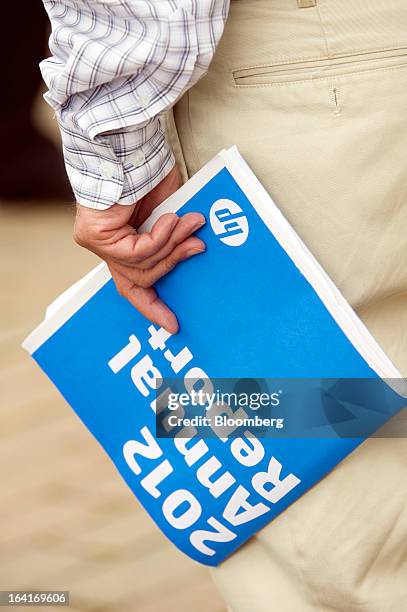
[233,47,407,87]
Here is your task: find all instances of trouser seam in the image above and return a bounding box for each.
[184,90,201,173]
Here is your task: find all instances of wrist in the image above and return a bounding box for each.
[74,201,137,246]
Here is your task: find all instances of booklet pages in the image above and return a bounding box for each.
[23,147,406,565]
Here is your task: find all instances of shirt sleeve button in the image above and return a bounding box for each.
[128,150,146,167]
[137,92,152,107]
[99,160,115,180]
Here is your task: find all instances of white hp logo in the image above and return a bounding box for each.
[209,199,249,247]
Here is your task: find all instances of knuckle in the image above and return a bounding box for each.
[164,256,177,273]
[165,234,178,249]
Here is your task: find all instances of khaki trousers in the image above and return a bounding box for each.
[170,1,407,610]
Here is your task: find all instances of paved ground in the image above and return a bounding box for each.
[0,203,225,612]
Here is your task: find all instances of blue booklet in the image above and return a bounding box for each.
[23,147,406,566]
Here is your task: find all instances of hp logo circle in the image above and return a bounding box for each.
[209,199,249,247]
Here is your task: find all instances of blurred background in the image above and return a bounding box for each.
[0,4,225,611]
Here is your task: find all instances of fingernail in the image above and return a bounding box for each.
[193,218,206,230]
[165,322,179,334]
[186,247,205,258]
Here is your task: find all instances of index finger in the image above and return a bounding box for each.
[132,211,205,263]
[111,266,179,334]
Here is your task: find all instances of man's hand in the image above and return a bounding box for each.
[73,166,205,334]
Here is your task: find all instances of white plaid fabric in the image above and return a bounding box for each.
[40,0,229,209]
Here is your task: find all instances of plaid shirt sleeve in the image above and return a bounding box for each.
[40,0,229,209]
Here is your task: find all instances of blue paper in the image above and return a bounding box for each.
[25,150,406,566]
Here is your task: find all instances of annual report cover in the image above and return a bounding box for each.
[23,147,407,566]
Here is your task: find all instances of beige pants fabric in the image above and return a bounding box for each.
[169,1,407,610]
